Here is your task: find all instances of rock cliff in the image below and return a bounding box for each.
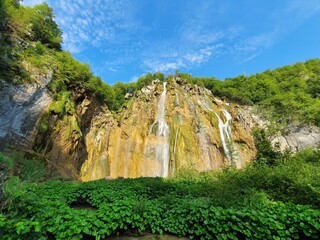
[238,106,320,152]
[33,87,103,179]
[3,76,319,181]
[81,79,256,181]
[0,71,52,150]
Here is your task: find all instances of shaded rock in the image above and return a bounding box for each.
[0,73,52,150]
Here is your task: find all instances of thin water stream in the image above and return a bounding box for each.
[148,82,170,177]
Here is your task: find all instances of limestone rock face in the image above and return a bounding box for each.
[238,106,320,152]
[0,77,259,181]
[272,125,320,152]
[0,74,52,150]
[81,80,256,181]
[34,93,102,179]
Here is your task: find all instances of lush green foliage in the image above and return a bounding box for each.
[252,128,290,166]
[1,149,320,239]
[0,0,62,83]
[136,72,165,90]
[1,0,62,49]
[194,60,320,126]
[0,152,14,170]
[175,60,320,126]
[0,151,46,183]
[112,81,136,110]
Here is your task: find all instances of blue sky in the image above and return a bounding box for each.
[22,0,320,84]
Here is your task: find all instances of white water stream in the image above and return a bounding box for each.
[149,82,170,177]
[197,98,235,165]
[214,111,232,164]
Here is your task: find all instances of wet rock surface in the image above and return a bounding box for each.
[81,80,256,181]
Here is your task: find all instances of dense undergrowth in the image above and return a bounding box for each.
[1,148,320,239]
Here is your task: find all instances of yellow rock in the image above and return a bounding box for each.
[80,80,256,181]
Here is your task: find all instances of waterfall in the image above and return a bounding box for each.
[197,98,236,165]
[148,82,170,177]
[214,112,232,164]
[222,110,232,140]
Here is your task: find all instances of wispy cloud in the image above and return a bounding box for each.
[144,60,185,73]
[22,0,320,81]
[231,31,278,62]
[138,1,237,73]
[143,44,224,73]
[21,0,44,6]
[229,0,320,63]
[45,0,140,53]
[286,0,320,21]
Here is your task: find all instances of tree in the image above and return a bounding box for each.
[31,3,62,49]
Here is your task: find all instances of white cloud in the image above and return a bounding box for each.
[143,44,224,73]
[236,31,277,52]
[241,53,262,63]
[286,0,320,20]
[229,31,278,62]
[184,45,223,64]
[46,0,139,53]
[21,0,44,6]
[144,60,185,73]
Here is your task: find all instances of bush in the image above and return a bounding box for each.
[0,152,13,169]
[1,148,320,239]
[1,177,320,239]
[22,158,45,182]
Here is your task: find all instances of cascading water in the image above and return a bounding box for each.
[80,82,256,181]
[214,111,232,164]
[222,110,232,140]
[197,98,236,165]
[148,82,170,177]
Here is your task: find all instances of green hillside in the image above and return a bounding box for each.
[177,59,320,127]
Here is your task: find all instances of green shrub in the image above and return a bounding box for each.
[1,177,320,239]
[2,176,26,199]
[0,152,13,169]
[39,113,49,133]
[48,91,71,117]
[22,158,45,182]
